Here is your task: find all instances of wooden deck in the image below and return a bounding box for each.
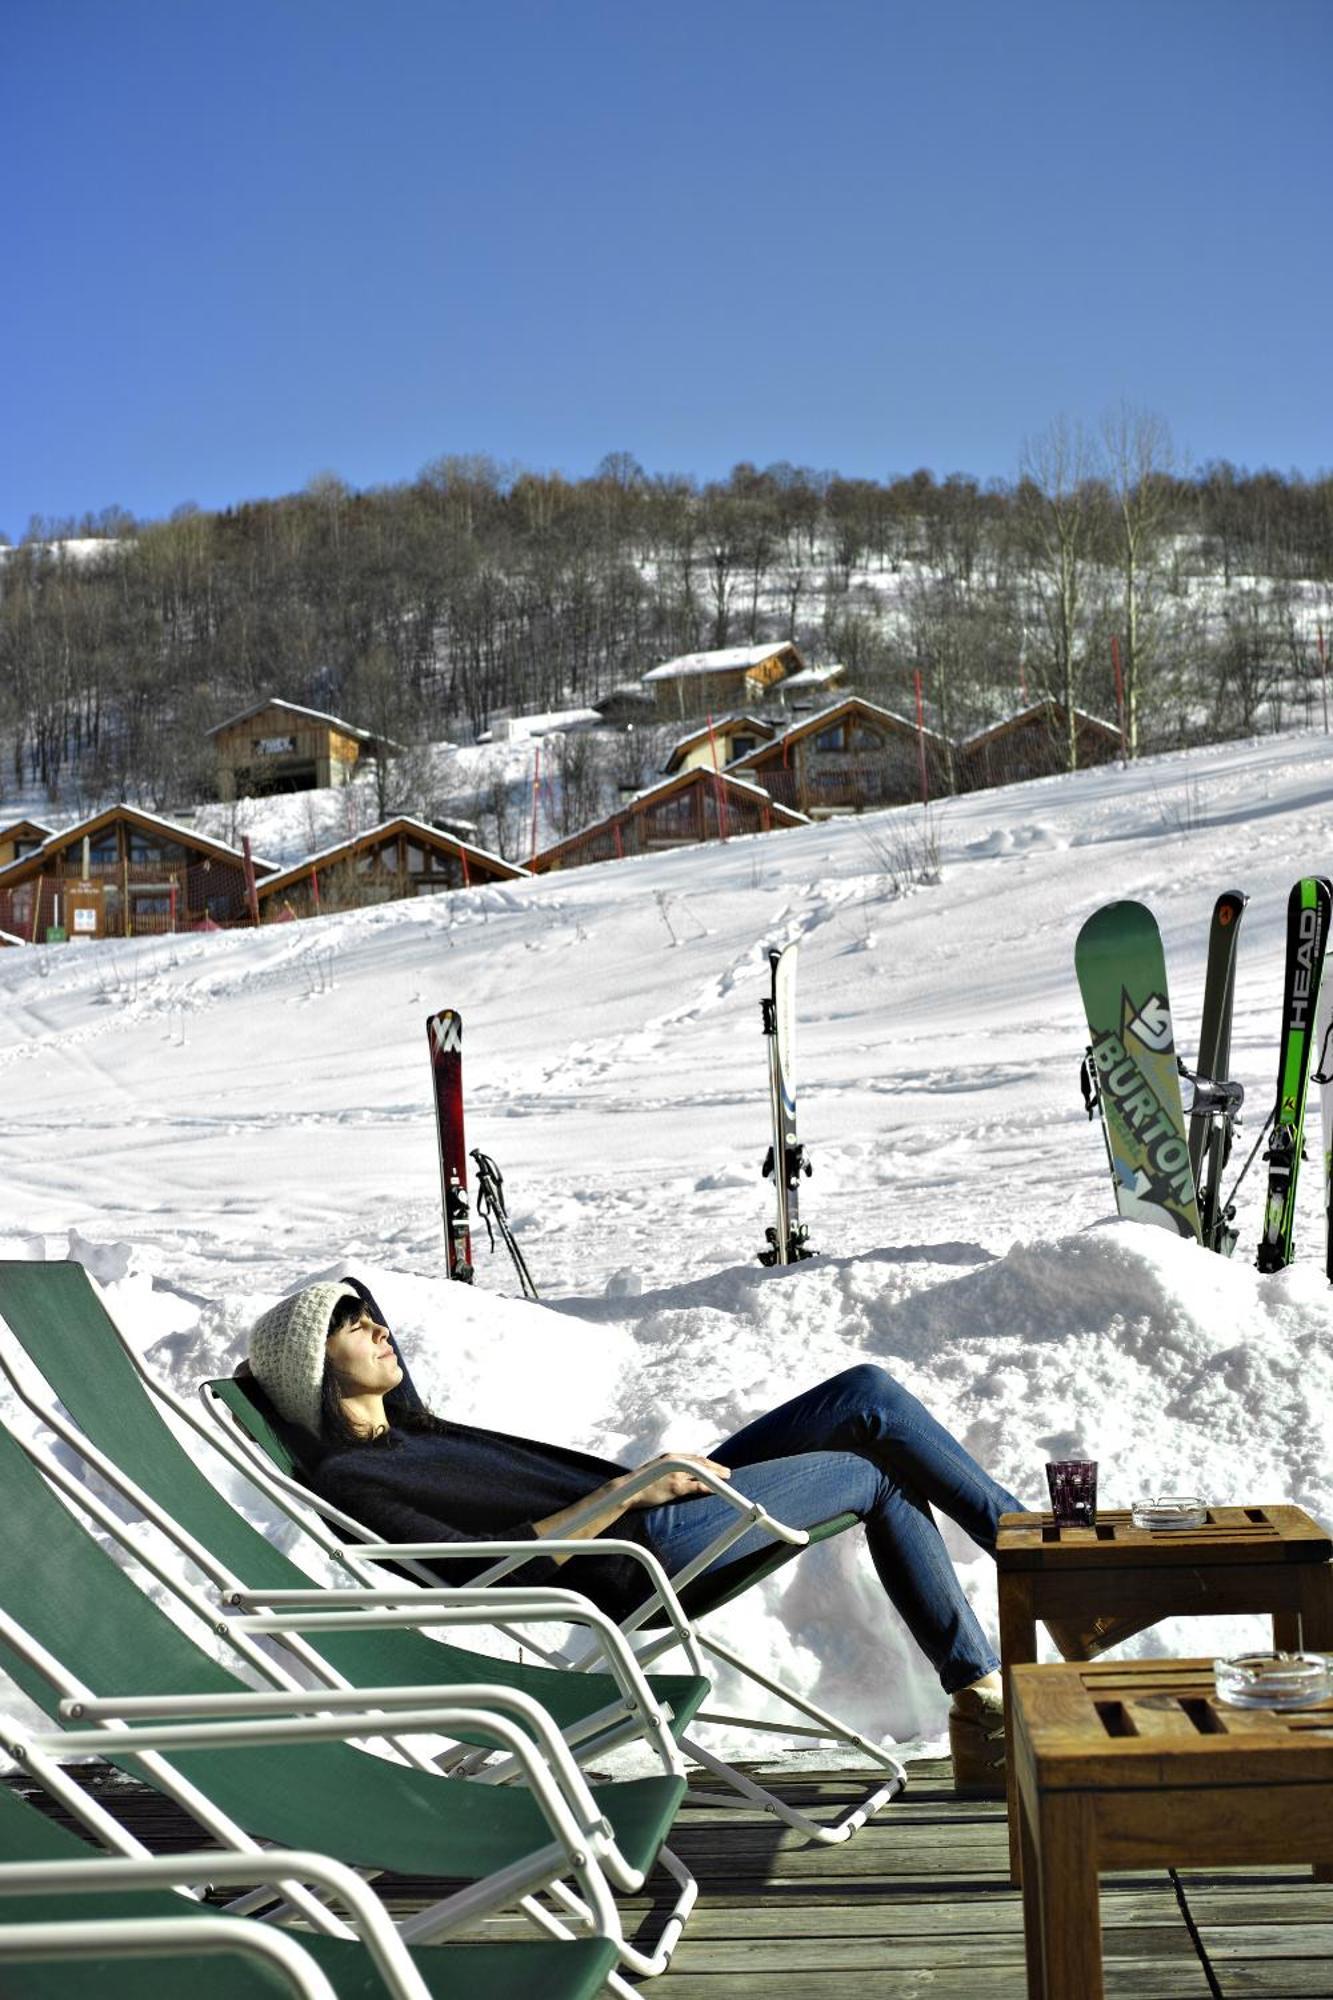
[617,1755,1333,1998]
[16,1756,1333,1995]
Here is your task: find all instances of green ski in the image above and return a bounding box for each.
[1075,900,1202,1241]
[1255,875,1332,1273]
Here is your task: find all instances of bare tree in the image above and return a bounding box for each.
[1014,419,1104,769]
[1100,403,1175,756]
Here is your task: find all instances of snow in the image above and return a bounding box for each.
[1,724,1332,1761]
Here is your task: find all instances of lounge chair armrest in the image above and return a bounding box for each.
[0,1849,431,2000]
[55,1680,613,1833]
[24,1702,617,1871]
[228,1586,683,1776]
[339,1536,699,1661]
[0,1915,339,1998]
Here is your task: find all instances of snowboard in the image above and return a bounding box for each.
[1075,900,1202,1241]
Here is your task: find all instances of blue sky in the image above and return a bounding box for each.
[2,0,1329,536]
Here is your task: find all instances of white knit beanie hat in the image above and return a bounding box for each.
[248,1280,360,1436]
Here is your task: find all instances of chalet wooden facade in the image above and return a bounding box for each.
[208,699,391,802]
[642,642,807,720]
[728,697,953,814]
[0,819,54,867]
[661,714,777,777]
[254,817,527,917]
[959,702,1122,791]
[530,768,808,873]
[0,806,268,942]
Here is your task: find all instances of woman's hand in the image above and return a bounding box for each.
[619,1454,732,1510]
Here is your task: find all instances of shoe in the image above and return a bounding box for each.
[1045,1609,1157,1662]
[948,1684,1006,1799]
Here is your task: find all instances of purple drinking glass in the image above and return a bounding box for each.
[1046,1459,1098,1528]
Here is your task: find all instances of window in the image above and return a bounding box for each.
[129,832,189,866]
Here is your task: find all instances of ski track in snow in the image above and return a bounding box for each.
[1,726,1332,1753]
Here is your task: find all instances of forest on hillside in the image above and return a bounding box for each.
[2,413,1331,819]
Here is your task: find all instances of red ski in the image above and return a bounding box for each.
[427,1008,473,1282]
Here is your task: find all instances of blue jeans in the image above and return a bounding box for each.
[633,1364,1023,1696]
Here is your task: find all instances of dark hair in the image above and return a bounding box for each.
[317,1291,448,1453]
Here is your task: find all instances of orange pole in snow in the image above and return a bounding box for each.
[914,670,930,806]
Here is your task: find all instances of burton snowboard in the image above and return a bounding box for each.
[1075,900,1202,1240]
[758,942,814,1266]
[1188,890,1248,1256]
[427,1007,473,1282]
[1256,876,1332,1274]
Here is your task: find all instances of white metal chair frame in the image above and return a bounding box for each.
[0,1846,441,2000]
[0,1605,677,1995]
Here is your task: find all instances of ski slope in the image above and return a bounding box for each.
[1,726,1332,1756]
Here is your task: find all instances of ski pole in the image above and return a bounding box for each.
[470,1149,540,1301]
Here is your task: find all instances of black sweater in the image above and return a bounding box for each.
[311,1419,650,1617]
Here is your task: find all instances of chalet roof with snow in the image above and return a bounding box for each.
[530,765,809,873]
[254,815,527,899]
[662,713,777,774]
[960,701,1120,750]
[206,697,380,742]
[0,802,278,887]
[727,695,951,769]
[642,641,806,682]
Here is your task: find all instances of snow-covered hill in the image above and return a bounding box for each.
[2,724,1332,1755]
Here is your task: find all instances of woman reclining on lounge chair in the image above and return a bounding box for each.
[247,1280,1106,1791]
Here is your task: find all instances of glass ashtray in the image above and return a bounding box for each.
[1214,1652,1332,1709]
[1131,1494,1208,1531]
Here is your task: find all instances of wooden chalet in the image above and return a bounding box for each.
[0,818,54,867]
[254,816,527,919]
[959,701,1122,791]
[0,805,270,942]
[530,768,809,874]
[661,714,777,777]
[642,641,807,720]
[208,699,395,802]
[728,696,953,815]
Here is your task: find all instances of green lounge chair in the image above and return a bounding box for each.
[0,1778,617,1997]
[0,1394,686,1991]
[204,1338,906,1837]
[0,1260,707,1783]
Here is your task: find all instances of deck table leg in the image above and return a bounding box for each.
[1298,1567,1333,1881]
[1018,1782,1046,2000]
[1272,1608,1302,1650]
[1034,1793,1102,2000]
[999,1574,1037,1884]
[1296,1564,1333,1650]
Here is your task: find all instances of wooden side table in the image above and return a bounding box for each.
[1012,1657,1333,2000]
[996,1503,1333,1878]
